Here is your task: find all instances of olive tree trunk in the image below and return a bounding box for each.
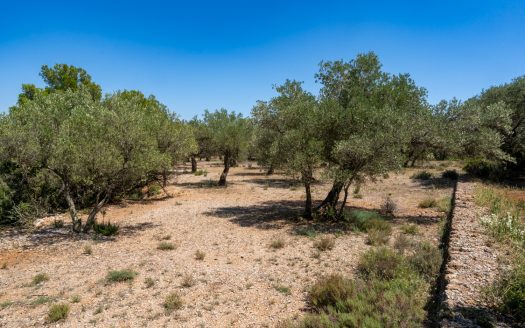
[190,155,197,173]
[218,153,230,186]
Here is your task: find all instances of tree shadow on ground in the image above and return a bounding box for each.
[0,221,159,250]
[441,305,520,328]
[204,200,441,232]
[176,180,226,189]
[412,177,457,190]
[232,172,267,177]
[245,178,301,189]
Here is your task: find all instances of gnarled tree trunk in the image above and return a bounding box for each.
[266,164,274,175]
[82,192,110,233]
[63,181,82,233]
[218,152,230,186]
[303,181,313,219]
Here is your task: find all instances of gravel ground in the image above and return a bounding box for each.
[0,162,452,327]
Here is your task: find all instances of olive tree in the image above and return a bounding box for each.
[314,52,428,218]
[203,109,251,186]
[252,80,323,218]
[3,88,194,232]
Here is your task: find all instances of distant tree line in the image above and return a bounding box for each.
[0,54,523,229]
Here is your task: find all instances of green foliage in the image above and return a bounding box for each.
[106,269,137,283]
[358,247,407,280]
[47,303,69,322]
[1,67,196,230]
[93,221,119,236]
[31,296,55,307]
[274,284,291,295]
[464,158,506,180]
[345,210,389,233]
[270,238,285,249]
[406,241,442,282]
[489,263,525,322]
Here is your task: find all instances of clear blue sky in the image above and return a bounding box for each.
[1,0,524,119]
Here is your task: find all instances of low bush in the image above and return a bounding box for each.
[106,269,137,283]
[194,169,208,176]
[181,274,196,288]
[411,170,432,180]
[144,277,155,288]
[436,197,452,213]
[308,274,355,310]
[345,210,388,232]
[163,292,183,313]
[357,247,406,280]
[93,221,119,236]
[47,304,69,322]
[406,241,442,282]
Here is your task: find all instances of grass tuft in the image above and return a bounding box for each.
[106,269,137,283]
[157,242,176,250]
[163,292,183,313]
[47,304,69,322]
[31,273,49,286]
[314,236,335,251]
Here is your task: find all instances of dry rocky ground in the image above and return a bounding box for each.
[0,161,455,327]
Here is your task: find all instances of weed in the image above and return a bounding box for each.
[181,274,196,288]
[295,228,317,238]
[83,245,92,255]
[436,197,452,213]
[418,197,437,208]
[163,292,183,313]
[195,250,205,260]
[381,196,397,216]
[93,221,119,236]
[144,277,155,288]
[70,295,81,303]
[0,301,14,309]
[367,228,391,246]
[400,223,418,235]
[106,269,137,283]
[270,238,285,249]
[47,304,69,322]
[314,236,335,251]
[273,285,291,295]
[194,169,208,177]
[31,296,54,307]
[31,273,49,286]
[157,242,176,250]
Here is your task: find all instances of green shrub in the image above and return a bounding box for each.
[163,292,183,313]
[357,247,406,280]
[93,221,119,236]
[314,236,335,251]
[418,197,437,208]
[47,304,69,322]
[407,241,442,282]
[441,169,459,180]
[308,274,355,310]
[106,269,137,283]
[346,210,387,232]
[30,296,54,307]
[157,242,176,250]
[411,171,432,180]
[489,263,525,322]
[31,273,49,286]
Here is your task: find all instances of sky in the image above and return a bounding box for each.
[1,0,524,119]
